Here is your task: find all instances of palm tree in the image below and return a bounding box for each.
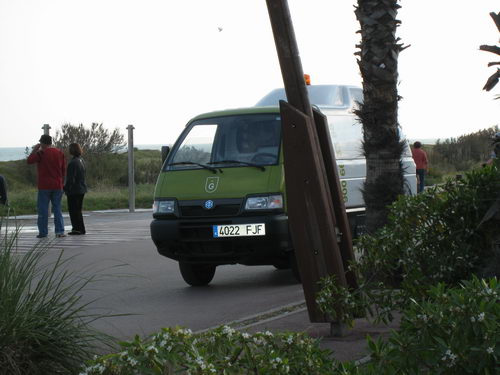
[480,12,500,96]
[354,0,408,233]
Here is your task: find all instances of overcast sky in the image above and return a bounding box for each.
[0,0,498,148]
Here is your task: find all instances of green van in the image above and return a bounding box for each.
[150,85,417,286]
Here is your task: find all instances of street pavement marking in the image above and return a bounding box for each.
[5,223,151,252]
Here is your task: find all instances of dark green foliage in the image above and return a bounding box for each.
[0,220,112,375]
[362,278,499,374]
[359,164,499,290]
[82,327,347,375]
[318,164,500,325]
[429,126,499,172]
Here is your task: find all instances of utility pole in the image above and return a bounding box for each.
[265,0,357,333]
[127,125,135,213]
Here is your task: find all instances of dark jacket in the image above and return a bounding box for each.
[0,175,7,205]
[64,157,87,195]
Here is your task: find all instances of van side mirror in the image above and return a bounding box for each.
[161,146,170,163]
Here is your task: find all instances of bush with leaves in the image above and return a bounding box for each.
[360,277,499,374]
[80,326,358,375]
[53,123,125,155]
[318,164,500,324]
[0,215,112,375]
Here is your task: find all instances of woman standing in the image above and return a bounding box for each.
[64,143,87,235]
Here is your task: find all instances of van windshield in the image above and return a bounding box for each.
[166,114,281,171]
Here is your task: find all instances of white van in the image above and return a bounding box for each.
[256,84,417,235]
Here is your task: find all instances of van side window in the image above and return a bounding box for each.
[349,88,363,108]
[328,116,364,159]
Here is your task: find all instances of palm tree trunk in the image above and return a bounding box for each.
[355,0,407,233]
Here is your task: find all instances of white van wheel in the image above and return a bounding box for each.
[179,262,216,286]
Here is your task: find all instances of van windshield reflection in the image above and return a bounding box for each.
[166,114,281,171]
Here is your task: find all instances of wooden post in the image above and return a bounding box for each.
[279,102,348,322]
[266,0,356,323]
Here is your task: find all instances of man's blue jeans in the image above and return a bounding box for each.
[37,190,64,236]
[416,169,426,193]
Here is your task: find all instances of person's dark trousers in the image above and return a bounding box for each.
[416,169,425,193]
[67,194,86,234]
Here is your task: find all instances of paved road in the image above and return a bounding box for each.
[9,210,304,341]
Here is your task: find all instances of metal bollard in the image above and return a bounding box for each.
[127,125,136,213]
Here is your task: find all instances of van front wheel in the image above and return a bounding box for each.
[179,262,216,286]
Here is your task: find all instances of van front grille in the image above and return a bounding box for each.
[179,199,243,218]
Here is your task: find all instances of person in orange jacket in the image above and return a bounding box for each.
[411,141,429,193]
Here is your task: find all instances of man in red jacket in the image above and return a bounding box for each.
[27,135,67,238]
[411,141,429,193]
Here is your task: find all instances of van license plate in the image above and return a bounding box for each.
[213,224,266,238]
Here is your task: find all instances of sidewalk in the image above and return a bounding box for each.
[229,302,401,363]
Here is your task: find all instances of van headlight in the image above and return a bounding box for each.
[244,194,283,210]
[153,199,176,214]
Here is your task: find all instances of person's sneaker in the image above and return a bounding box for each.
[36,234,47,239]
[68,231,81,235]
[56,233,66,238]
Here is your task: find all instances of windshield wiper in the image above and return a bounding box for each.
[168,161,218,174]
[208,160,266,171]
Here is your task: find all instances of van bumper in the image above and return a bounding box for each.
[150,214,292,265]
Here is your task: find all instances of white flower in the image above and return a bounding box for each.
[242,332,250,339]
[470,316,476,322]
[477,312,485,322]
[264,330,274,337]
[486,347,494,354]
[146,345,158,354]
[222,325,235,337]
[127,358,138,366]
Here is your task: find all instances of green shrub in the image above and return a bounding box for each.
[81,327,352,375]
[0,217,112,375]
[362,277,499,374]
[317,164,500,324]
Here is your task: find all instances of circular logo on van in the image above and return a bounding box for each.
[204,200,214,210]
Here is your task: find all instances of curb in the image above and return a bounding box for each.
[197,300,306,333]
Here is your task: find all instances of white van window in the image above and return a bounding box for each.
[256,85,347,107]
[167,114,281,171]
[328,115,364,159]
[171,124,217,166]
[349,88,363,108]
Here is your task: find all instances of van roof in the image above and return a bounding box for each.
[189,106,280,123]
[256,84,362,109]
[188,84,363,123]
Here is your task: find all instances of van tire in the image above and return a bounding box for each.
[289,252,301,283]
[179,262,216,286]
[273,258,291,270]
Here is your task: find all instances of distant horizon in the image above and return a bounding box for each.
[0,144,167,162]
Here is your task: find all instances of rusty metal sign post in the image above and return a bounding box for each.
[265,0,357,332]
